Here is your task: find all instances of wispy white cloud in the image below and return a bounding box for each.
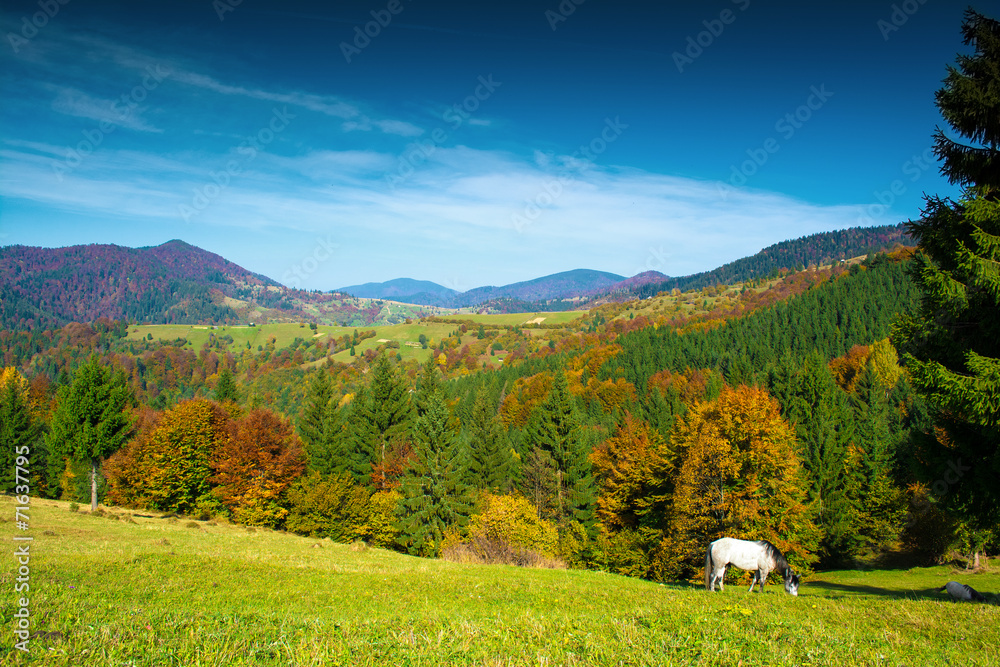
[0,137,868,287]
[4,20,423,139]
[47,85,163,133]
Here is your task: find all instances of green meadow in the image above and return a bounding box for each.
[2,498,998,666]
[126,323,356,352]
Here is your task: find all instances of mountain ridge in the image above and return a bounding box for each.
[0,223,916,330]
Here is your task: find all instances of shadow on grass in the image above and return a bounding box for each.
[806,579,943,600]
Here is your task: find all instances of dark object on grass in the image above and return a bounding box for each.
[939,581,987,602]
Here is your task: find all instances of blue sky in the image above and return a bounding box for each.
[0,0,990,290]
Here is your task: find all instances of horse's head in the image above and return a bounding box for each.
[783,572,801,596]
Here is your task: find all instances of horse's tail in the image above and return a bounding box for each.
[704,542,714,590]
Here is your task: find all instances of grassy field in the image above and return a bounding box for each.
[127,310,588,361]
[126,323,356,352]
[2,498,998,666]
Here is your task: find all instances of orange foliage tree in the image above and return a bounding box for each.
[665,385,818,579]
[590,414,676,579]
[590,413,674,533]
[828,344,870,392]
[498,372,552,429]
[211,409,306,526]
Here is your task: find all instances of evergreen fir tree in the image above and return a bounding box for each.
[396,391,470,557]
[464,390,516,493]
[215,367,239,403]
[341,355,413,486]
[298,371,344,475]
[48,357,135,510]
[519,372,595,526]
[414,356,442,418]
[844,363,906,559]
[893,9,1000,529]
[768,354,856,564]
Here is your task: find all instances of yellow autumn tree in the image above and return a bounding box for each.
[665,385,818,580]
[467,493,559,561]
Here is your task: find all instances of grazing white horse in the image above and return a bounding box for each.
[939,581,987,602]
[705,537,800,596]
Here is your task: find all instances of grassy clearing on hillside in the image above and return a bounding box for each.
[127,323,355,352]
[3,499,998,666]
[447,312,588,327]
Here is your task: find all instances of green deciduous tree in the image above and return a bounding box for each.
[48,357,135,510]
[893,9,1000,530]
[286,471,373,541]
[106,399,229,514]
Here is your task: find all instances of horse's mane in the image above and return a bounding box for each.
[757,540,791,576]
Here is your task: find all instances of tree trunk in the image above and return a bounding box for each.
[90,460,98,511]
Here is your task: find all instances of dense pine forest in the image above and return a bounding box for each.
[2,247,992,580]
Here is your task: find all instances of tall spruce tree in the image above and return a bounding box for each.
[341,355,413,486]
[767,354,856,564]
[396,390,470,557]
[215,367,239,404]
[464,390,516,493]
[844,364,906,558]
[48,357,135,510]
[298,371,342,475]
[893,9,1000,530]
[519,372,595,527]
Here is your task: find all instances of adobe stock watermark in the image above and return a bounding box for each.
[856,147,935,226]
[673,0,751,73]
[718,84,833,200]
[545,0,587,31]
[12,442,33,652]
[340,0,407,64]
[213,0,244,21]
[283,235,339,288]
[512,116,628,233]
[178,106,295,222]
[6,0,71,54]
[51,65,170,182]
[384,74,502,190]
[877,0,929,41]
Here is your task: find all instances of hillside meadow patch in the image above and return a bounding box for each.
[2,498,998,666]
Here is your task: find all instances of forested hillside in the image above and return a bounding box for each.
[0,240,278,330]
[6,249,983,583]
[0,241,442,330]
[633,222,914,297]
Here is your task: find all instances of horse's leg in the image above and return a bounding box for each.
[748,570,757,593]
[757,568,769,593]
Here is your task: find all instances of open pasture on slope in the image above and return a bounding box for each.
[3,498,998,666]
[126,322,356,353]
[127,310,590,367]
